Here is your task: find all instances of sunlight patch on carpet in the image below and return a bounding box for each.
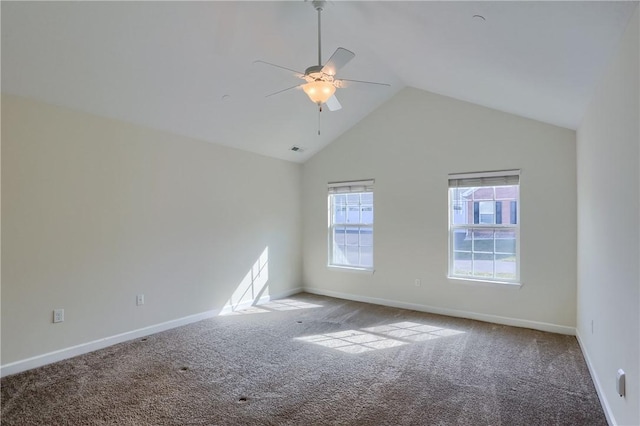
[296,322,465,353]
[361,322,465,342]
[261,299,324,311]
[221,299,323,316]
[296,330,407,353]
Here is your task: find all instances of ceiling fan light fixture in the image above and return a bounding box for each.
[302,80,336,104]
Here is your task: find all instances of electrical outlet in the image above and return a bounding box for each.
[414,279,421,287]
[136,294,144,306]
[53,309,64,323]
[617,369,626,397]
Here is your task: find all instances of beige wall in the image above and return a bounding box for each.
[302,87,577,330]
[1,94,302,364]
[577,6,639,425]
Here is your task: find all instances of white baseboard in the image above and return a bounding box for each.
[0,309,223,378]
[0,286,304,378]
[303,287,576,335]
[576,330,615,426]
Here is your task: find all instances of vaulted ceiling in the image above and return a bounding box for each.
[2,1,637,162]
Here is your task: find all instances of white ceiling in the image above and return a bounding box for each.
[2,1,637,163]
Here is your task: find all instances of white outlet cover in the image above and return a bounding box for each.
[616,369,625,397]
[53,309,64,323]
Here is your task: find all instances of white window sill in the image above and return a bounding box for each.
[327,265,375,274]
[447,276,522,288]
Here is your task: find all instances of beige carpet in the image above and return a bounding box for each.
[1,293,605,425]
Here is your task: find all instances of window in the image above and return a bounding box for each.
[328,180,374,270]
[448,170,520,283]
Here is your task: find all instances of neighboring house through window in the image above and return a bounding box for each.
[448,170,520,283]
[328,180,374,270]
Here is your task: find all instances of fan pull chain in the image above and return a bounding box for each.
[318,105,322,135]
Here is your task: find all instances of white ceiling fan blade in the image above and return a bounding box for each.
[325,94,342,111]
[254,60,305,78]
[338,78,391,87]
[265,84,303,98]
[322,47,355,76]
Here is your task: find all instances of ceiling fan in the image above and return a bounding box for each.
[255,0,390,114]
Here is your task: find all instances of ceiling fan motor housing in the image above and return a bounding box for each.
[305,65,324,78]
[311,0,326,11]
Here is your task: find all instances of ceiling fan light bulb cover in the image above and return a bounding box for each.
[303,81,336,104]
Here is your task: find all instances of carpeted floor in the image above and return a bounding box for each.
[1,293,606,425]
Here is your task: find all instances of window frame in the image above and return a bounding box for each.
[448,171,520,285]
[327,180,374,271]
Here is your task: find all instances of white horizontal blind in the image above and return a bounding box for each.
[448,170,520,188]
[328,179,374,194]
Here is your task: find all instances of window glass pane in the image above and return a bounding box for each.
[495,229,516,255]
[471,187,494,201]
[333,195,346,224]
[346,246,360,265]
[329,191,374,269]
[345,227,359,245]
[347,206,359,223]
[360,246,373,268]
[360,229,373,246]
[473,252,494,277]
[451,200,468,225]
[450,187,471,225]
[478,201,494,214]
[495,185,518,200]
[449,181,518,283]
[453,229,471,252]
[452,227,472,276]
[360,205,373,224]
[452,251,472,277]
[450,188,468,225]
[360,193,373,204]
[332,244,347,265]
[478,201,495,224]
[346,194,360,204]
[333,194,347,205]
[495,258,517,280]
[450,189,511,225]
[472,229,494,252]
[333,226,346,246]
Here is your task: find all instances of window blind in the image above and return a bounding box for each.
[448,170,520,188]
[328,179,374,194]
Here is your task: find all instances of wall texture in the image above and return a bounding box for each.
[1,94,302,366]
[576,6,639,425]
[302,87,577,332]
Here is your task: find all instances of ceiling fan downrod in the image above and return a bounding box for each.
[312,0,326,66]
